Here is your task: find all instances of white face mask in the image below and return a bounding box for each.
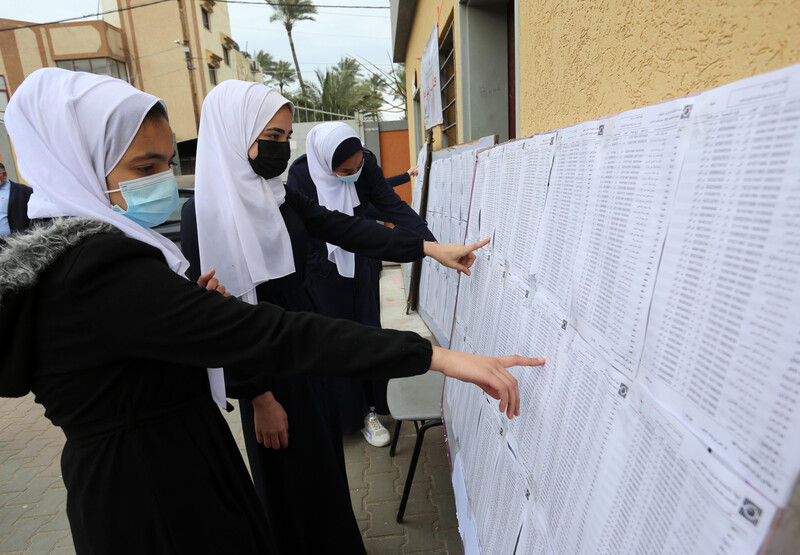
[105,169,179,228]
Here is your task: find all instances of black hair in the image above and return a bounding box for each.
[144,101,168,122]
[0,163,5,172]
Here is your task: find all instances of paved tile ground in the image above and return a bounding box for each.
[0,266,461,554]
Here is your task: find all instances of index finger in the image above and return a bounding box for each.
[497,355,546,368]
[465,237,491,253]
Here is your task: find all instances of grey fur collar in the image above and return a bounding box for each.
[0,217,119,303]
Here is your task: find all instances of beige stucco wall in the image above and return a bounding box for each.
[14,28,45,77]
[117,0,260,142]
[403,0,463,161]
[517,0,800,136]
[105,26,126,60]
[197,1,231,89]
[49,26,102,56]
[121,0,199,142]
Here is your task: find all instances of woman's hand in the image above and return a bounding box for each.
[408,165,419,177]
[197,268,231,297]
[423,238,490,276]
[252,391,289,449]
[429,346,545,419]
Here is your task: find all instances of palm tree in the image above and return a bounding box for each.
[270,60,296,94]
[254,50,276,84]
[354,73,387,121]
[358,57,407,114]
[265,0,317,95]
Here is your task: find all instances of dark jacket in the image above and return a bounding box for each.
[385,171,411,188]
[0,216,432,554]
[8,180,32,233]
[287,149,436,284]
[286,150,435,324]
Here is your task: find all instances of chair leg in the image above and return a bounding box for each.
[397,419,442,523]
[389,420,402,457]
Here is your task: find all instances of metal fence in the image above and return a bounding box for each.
[293,105,355,123]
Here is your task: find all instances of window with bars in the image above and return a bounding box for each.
[222,46,230,66]
[439,19,457,147]
[208,64,217,86]
[202,8,210,30]
[55,58,129,82]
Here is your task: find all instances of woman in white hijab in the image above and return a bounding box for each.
[0,68,540,554]
[287,122,439,447]
[182,80,502,554]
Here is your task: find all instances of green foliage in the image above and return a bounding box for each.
[287,57,404,121]
[266,0,317,31]
[269,60,297,94]
[264,0,317,93]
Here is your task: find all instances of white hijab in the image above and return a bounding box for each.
[4,67,189,274]
[4,69,230,408]
[306,122,362,278]
[195,80,295,303]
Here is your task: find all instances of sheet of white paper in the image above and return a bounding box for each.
[462,402,505,525]
[639,63,800,505]
[478,443,529,555]
[530,120,604,311]
[452,453,482,555]
[579,385,778,555]
[508,133,557,279]
[516,507,555,555]
[494,140,525,261]
[506,292,574,467]
[571,98,694,377]
[528,335,632,552]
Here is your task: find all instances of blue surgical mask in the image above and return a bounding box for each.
[105,169,179,228]
[336,166,363,183]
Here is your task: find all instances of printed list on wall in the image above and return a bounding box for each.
[413,63,800,554]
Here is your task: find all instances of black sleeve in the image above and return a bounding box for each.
[285,187,425,263]
[385,172,410,188]
[9,182,32,233]
[179,197,201,282]
[363,158,437,242]
[66,236,432,380]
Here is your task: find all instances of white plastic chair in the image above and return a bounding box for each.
[386,370,445,523]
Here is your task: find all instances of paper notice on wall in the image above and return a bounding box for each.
[639,63,800,506]
[421,23,443,129]
[530,120,604,312]
[571,98,694,378]
[452,454,482,555]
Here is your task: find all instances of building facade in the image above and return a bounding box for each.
[391,0,800,159]
[0,0,262,151]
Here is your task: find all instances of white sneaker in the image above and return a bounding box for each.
[361,412,391,447]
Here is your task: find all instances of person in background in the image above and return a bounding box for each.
[0,162,32,236]
[384,164,419,188]
[2,67,537,555]
[287,124,433,448]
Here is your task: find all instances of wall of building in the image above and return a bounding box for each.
[402,0,463,162]
[517,0,800,136]
[0,19,126,95]
[379,127,412,205]
[106,0,261,144]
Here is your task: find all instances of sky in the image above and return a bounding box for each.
[0,0,400,106]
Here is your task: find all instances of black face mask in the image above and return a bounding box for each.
[248,140,291,179]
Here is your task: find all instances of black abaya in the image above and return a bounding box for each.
[181,187,426,554]
[1,219,432,554]
[286,151,436,433]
